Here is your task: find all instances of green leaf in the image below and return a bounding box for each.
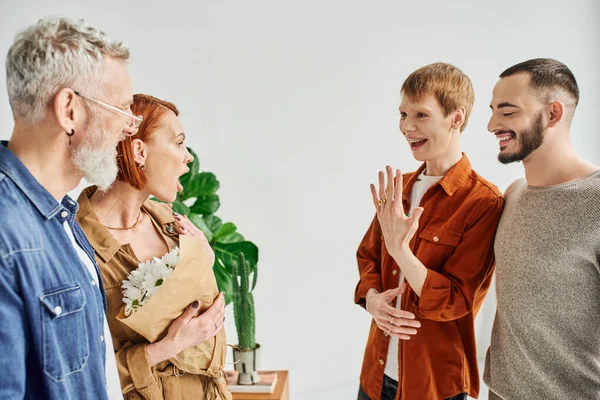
[213,241,258,275]
[188,214,243,243]
[179,147,200,190]
[202,215,223,234]
[155,278,164,286]
[188,147,200,170]
[190,194,220,215]
[215,231,245,244]
[181,172,220,201]
[171,200,190,216]
[213,222,237,240]
[213,259,233,305]
[188,213,213,242]
[194,172,220,196]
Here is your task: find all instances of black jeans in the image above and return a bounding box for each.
[357,374,468,400]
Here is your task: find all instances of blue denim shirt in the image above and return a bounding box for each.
[0,141,110,399]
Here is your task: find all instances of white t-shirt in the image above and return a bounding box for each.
[384,171,442,381]
[63,222,123,400]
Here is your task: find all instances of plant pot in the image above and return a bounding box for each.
[232,343,261,385]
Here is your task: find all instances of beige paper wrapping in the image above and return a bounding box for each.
[117,235,230,399]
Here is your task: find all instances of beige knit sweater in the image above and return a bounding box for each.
[484,170,600,399]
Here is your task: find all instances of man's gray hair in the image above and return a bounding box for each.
[6,17,130,124]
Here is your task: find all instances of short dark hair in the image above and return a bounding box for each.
[499,58,579,105]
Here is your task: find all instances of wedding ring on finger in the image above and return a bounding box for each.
[379,198,387,205]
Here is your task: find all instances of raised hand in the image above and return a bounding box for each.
[370,166,424,258]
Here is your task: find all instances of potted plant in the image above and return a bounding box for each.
[231,252,260,384]
[160,147,259,305]
[160,147,262,384]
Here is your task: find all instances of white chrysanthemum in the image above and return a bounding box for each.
[123,286,144,301]
[161,247,180,268]
[122,249,178,316]
[123,286,145,316]
[141,262,173,298]
[129,262,151,287]
[137,262,158,290]
[123,297,135,317]
[140,260,154,271]
[121,279,138,292]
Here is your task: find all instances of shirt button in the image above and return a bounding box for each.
[100,335,104,342]
[392,270,398,275]
[53,306,63,316]
[433,236,439,243]
[60,210,68,218]
[379,359,385,366]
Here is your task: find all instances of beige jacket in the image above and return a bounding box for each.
[77,187,229,400]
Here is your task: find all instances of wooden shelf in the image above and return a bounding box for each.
[231,371,289,400]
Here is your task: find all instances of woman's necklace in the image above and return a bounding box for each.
[102,209,142,231]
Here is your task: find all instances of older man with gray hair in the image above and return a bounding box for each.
[0,18,141,399]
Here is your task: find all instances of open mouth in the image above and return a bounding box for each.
[177,169,190,192]
[496,132,515,150]
[407,138,428,150]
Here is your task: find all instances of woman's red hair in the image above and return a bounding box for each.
[116,94,179,190]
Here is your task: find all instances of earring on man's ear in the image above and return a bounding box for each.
[66,129,75,145]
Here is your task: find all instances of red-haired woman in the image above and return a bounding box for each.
[76,94,229,399]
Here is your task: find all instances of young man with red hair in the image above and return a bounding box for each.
[355,63,504,400]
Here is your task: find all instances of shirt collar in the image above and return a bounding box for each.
[0,141,66,219]
[402,153,472,199]
[76,186,178,264]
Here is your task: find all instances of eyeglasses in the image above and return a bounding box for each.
[74,91,143,129]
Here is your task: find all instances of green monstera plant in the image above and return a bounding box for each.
[157,147,258,305]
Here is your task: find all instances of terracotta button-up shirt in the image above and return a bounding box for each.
[355,155,504,400]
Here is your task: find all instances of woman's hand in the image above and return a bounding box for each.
[146,292,226,366]
[365,284,421,340]
[172,212,205,238]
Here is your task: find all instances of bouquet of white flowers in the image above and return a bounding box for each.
[122,247,180,316]
[116,235,230,399]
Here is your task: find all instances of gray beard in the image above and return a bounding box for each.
[71,119,119,191]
